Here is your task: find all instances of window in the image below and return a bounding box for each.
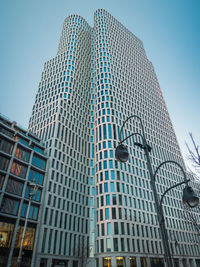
[6,178,23,196]
[107,222,111,235]
[29,169,44,185]
[15,146,30,162]
[32,155,46,170]
[105,208,109,219]
[0,138,13,154]
[106,238,111,252]
[0,155,9,171]
[10,162,27,178]
[1,197,19,215]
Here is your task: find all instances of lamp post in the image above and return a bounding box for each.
[115,115,199,267]
[17,180,38,267]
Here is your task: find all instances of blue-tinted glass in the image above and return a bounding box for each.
[108,124,112,139]
[106,195,110,205]
[109,160,113,168]
[105,208,109,219]
[105,171,109,180]
[110,182,115,192]
[110,150,113,158]
[90,198,94,206]
[103,124,107,139]
[104,183,108,192]
[107,222,111,235]
[103,141,106,148]
[103,161,107,169]
[99,126,102,141]
[99,162,102,170]
[111,171,115,180]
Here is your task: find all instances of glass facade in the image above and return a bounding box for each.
[0,114,47,267]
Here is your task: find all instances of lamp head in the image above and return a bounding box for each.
[182,185,199,208]
[115,143,129,163]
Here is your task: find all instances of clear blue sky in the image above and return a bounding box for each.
[0,0,199,166]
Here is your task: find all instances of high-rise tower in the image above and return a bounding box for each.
[28,9,200,267]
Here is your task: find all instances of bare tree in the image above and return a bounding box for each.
[186,133,200,182]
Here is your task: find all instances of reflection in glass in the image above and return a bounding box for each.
[6,178,23,196]
[103,257,111,267]
[10,162,27,178]
[15,147,30,162]
[21,203,39,220]
[0,222,14,248]
[130,257,137,267]
[116,257,124,267]
[0,155,9,171]
[15,226,36,250]
[0,138,14,154]
[0,174,5,189]
[32,155,46,170]
[0,197,19,215]
[28,169,44,185]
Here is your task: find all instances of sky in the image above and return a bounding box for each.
[0,0,200,170]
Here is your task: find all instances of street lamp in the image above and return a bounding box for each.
[17,180,38,267]
[115,115,199,267]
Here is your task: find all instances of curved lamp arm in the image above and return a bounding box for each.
[119,132,144,145]
[153,160,190,208]
[153,160,187,182]
[119,115,146,143]
[160,179,190,208]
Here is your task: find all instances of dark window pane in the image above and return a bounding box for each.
[0,155,9,171]
[6,178,23,196]
[0,197,19,215]
[0,138,14,154]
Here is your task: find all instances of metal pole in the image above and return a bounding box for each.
[121,115,174,267]
[142,138,174,267]
[17,196,32,267]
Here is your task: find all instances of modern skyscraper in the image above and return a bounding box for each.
[28,9,200,267]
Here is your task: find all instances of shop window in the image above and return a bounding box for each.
[116,257,124,267]
[103,257,111,267]
[130,257,137,267]
[150,258,164,267]
[0,221,14,248]
[15,225,36,250]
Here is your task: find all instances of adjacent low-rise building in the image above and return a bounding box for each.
[0,114,48,267]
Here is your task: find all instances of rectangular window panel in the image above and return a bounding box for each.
[15,147,30,162]
[1,197,19,215]
[0,155,10,171]
[10,162,27,178]
[6,178,23,196]
[0,138,14,154]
